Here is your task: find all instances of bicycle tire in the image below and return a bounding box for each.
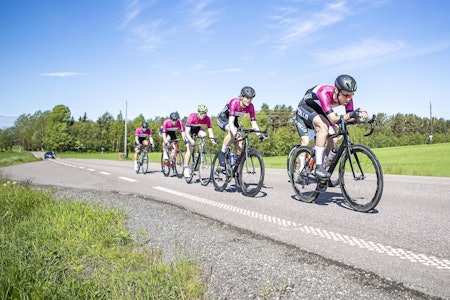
[184,154,195,184]
[239,148,265,197]
[198,149,212,186]
[286,144,300,176]
[142,153,149,174]
[289,146,320,203]
[161,152,170,177]
[174,150,184,178]
[211,151,231,192]
[339,144,383,212]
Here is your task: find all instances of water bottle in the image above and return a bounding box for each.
[229,153,238,166]
[324,147,338,168]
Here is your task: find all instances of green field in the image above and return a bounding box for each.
[2,142,449,177]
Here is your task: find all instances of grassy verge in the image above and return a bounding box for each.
[0,178,204,299]
[0,151,40,167]
[264,142,450,177]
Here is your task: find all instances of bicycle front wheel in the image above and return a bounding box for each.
[142,154,149,174]
[239,148,264,197]
[289,146,320,203]
[161,152,170,177]
[211,151,230,192]
[198,149,212,186]
[174,150,184,178]
[339,144,383,212]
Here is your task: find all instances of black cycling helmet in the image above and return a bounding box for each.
[142,121,148,129]
[240,86,256,98]
[335,75,357,93]
[170,112,179,120]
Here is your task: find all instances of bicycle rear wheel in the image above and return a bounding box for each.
[286,145,300,176]
[184,155,195,184]
[198,149,212,186]
[289,146,320,203]
[211,151,230,192]
[142,153,149,174]
[161,152,170,177]
[174,150,184,178]
[239,148,264,197]
[339,144,383,212]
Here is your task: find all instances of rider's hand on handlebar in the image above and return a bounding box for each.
[349,108,369,120]
[258,135,269,142]
[211,138,217,146]
[234,131,242,142]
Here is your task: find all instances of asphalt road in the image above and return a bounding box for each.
[1,155,449,299]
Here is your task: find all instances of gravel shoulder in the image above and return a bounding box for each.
[46,186,438,300]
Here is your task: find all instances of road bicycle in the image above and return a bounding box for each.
[161,139,184,178]
[289,115,383,212]
[184,136,216,185]
[136,144,150,174]
[211,127,268,197]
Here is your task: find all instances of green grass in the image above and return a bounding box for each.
[264,142,450,177]
[0,179,205,299]
[0,151,40,167]
[58,143,450,177]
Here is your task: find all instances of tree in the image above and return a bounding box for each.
[44,105,72,151]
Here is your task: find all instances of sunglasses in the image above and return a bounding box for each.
[340,91,353,98]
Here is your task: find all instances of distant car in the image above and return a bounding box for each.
[44,151,56,159]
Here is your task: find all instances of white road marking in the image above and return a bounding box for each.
[118,176,137,182]
[99,171,111,175]
[153,186,450,272]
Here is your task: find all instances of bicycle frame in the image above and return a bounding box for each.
[326,115,378,178]
[230,127,267,177]
[185,136,215,185]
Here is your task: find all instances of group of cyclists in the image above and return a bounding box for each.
[134,74,367,182]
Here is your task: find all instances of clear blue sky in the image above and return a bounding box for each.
[1,0,450,124]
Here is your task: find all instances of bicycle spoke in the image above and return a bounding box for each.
[340,145,383,212]
[239,149,264,197]
[211,152,230,192]
[289,146,320,203]
[198,150,212,186]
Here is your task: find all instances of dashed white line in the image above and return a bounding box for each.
[118,176,137,182]
[99,171,111,175]
[153,186,450,272]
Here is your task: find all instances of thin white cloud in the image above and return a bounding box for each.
[270,1,353,50]
[310,39,406,66]
[121,0,168,52]
[121,0,142,28]
[40,72,82,77]
[183,0,221,32]
[208,68,243,74]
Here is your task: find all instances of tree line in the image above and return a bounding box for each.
[1,104,449,157]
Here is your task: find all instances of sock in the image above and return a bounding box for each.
[315,146,325,165]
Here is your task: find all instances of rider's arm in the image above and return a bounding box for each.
[228,115,238,136]
[185,127,195,145]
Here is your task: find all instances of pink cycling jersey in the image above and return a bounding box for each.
[185,113,212,128]
[135,127,152,138]
[306,84,354,114]
[227,97,256,120]
[161,118,184,133]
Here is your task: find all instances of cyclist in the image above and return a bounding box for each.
[296,74,368,178]
[216,86,268,166]
[183,104,217,178]
[161,112,187,163]
[134,121,155,171]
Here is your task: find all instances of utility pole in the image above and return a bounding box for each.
[429,101,433,144]
[124,100,128,157]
